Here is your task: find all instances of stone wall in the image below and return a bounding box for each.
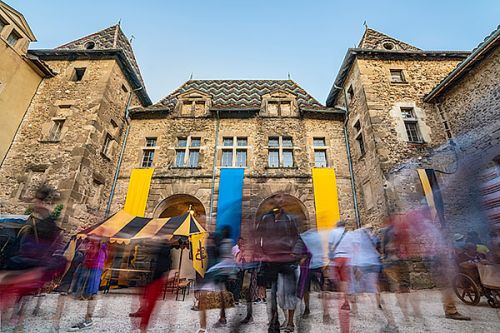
[0,58,142,235]
[334,56,464,227]
[426,46,500,236]
[110,111,355,232]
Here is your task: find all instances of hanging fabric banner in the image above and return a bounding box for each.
[312,168,340,230]
[417,168,445,225]
[216,168,244,240]
[123,168,154,217]
[191,232,209,277]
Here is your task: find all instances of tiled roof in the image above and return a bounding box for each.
[358,28,421,51]
[425,25,500,102]
[56,24,145,87]
[149,79,325,111]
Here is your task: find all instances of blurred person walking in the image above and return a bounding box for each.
[255,194,300,333]
[129,239,172,332]
[328,220,353,333]
[67,237,108,331]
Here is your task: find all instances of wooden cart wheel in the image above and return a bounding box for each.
[453,273,480,305]
[487,290,500,308]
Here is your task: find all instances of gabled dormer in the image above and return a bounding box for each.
[0,1,36,54]
[175,89,212,117]
[261,90,298,117]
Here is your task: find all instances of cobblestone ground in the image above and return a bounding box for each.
[2,289,500,332]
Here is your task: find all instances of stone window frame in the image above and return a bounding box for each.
[352,118,366,158]
[175,89,212,118]
[347,84,354,104]
[390,102,431,144]
[362,180,374,211]
[0,15,8,35]
[312,136,328,168]
[220,136,248,168]
[400,107,424,143]
[6,28,20,47]
[261,90,298,117]
[47,118,66,142]
[389,67,408,84]
[173,136,202,168]
[266,135,296,169]
[101,133,114,160]
[69,67,87,82]
[140,137,158,168]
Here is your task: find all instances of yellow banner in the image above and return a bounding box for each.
[312,168,340,230]
[417,169,438,221]
[123,168,154,217]
[190,232,208,277]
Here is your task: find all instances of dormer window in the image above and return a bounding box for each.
[181,100,206,116]
[0,17,7,33]
[84,41,96,50]
[7,30,21,47]
[267,100,292,116]
[262,90,297,117]
[383,42,395,50]
[176,90,211,117]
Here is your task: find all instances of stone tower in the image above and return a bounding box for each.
[0,24,151,234]
[326,27,470,227]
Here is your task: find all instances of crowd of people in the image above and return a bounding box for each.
[1,189,499,333]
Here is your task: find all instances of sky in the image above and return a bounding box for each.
[7,0,500,104]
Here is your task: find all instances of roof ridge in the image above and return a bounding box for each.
[56,24,119,49]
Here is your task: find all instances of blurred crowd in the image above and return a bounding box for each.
[1,189,500,333]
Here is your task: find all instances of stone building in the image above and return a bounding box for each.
[110,80,356,234]
[0,1,54,164]
[0,23,152,234]
[326,28,471,228]
[423,26,500,236]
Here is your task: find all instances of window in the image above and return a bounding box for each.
[383,42,395,50]
[347,85,354,102]
[175,136,201,167]
[84,41,95,50]
[313,137,328,167]
[49,120,65,141]
[0,17,7,33]
[121,84,128,93]
[267,136,294,168]
[7,30,20,47]
[363,181,374,209]
[141,150,155,168]
[401,107,423,143]
[145,137,157,147]
[102,134,113,157]
[70,67,86,82]
[181,100,205,116]
[390,69,406,83]
[221,137,248,167]
[140,137,157,167]
[353,120,365,156]
[267,100,293,116]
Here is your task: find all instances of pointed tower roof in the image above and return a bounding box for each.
[358,27,420,51]
[56,24,145,87]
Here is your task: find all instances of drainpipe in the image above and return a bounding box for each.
[105,86,142,217]
[334,84,361,228]
[208,110,220,227]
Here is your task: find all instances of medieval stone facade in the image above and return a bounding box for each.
[110,80,355,235]
[0,2,498,249]
[0,24,151,235]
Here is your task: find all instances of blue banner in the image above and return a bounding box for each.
[216,168,244,241]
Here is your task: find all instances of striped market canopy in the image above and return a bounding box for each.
[77,210,206,244]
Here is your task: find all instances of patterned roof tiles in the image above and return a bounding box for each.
[150,79,324,111]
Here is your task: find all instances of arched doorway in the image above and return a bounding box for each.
[154,194,206,226]
[255,193,309,231]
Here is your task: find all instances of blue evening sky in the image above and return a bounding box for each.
[8,0,499,104]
